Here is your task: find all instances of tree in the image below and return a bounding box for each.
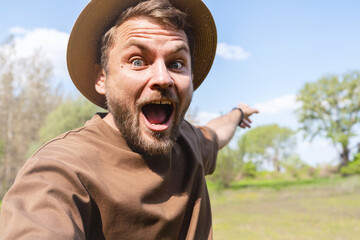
[211,146,242,188]
[240,124,296,172]
[240,161,257,179]
[27,96,100,157]
[0,140,4,163]
[38,96,101,144]
[281,154,311,179]
[0,38,61,197]
[296,71,360,167]
[340,153,360,176]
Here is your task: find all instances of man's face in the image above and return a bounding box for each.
[98,16,193,156]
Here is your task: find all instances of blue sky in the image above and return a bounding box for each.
[1,0,360,166]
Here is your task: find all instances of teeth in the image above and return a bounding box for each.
[150,100,172,105]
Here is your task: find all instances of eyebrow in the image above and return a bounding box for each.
[173,43,190,54]
[123,40,147,51]
[123,40,190,55]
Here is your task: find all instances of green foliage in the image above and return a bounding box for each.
[282,154,314,179]
[340,153,360,176]
[39,96,101,143]
[208,175,353,192]
[228,177,341,190]
[211,146,242,188]
[296,71,360,166]
[239,124,296,172]
[317,163,339,178]
[241,161,257,179]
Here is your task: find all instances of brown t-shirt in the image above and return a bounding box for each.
[0,114,218,239]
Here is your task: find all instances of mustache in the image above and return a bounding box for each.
[137,89,179,107]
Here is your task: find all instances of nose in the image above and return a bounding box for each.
[149,60,174,90]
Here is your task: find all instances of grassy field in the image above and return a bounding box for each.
[1,177,359,239]
[208,176,360,240]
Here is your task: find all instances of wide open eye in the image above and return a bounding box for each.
[168,61,183,70]
[131,59,144,67]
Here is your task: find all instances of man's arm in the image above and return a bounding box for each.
[206,103,259,149]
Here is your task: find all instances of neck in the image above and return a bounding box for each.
[103,112,119,131]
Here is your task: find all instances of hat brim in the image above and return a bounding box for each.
[67,0,217,109]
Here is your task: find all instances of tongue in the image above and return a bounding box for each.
[142,104,167,125]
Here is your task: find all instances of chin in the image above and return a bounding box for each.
[137,128,178,156]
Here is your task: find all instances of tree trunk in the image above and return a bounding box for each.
[272,156,281,172]
[340,146,349,168]
[4,104,13,190]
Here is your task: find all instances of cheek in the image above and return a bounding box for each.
[106,71,145,100]
[182,75,193,93]
[178,77,193,104]
[105,78,129,105]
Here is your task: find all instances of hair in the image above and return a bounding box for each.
[100,0,194,72]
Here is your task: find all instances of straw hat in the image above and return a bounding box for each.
[67,0,217,109]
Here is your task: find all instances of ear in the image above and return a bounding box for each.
[95,66,106,95]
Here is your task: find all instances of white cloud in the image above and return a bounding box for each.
[4,27,76,93]
[197,111,221,125]
[9,26,28,35]
[216,42,251,60]
[296,136,339,166]
[12,28,70,81]
[254,94,301,114]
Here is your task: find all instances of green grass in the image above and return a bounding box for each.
[207,177,346,190]
[1,177,359,239]
[208,176,360,240]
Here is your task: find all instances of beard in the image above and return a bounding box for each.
[105,88,191,157]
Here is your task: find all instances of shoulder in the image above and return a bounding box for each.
[177,120,219,175]
[180,120,218,145]
[20,115,108,178]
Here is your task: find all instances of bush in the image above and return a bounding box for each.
[317,163,338,178]
[211,146,242,188]
[282,155,315,179]
[241,161,257,179]
[341,153,360,176]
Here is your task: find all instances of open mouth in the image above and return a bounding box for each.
[141,100,174,126]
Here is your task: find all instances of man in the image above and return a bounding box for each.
[0,0,258,239]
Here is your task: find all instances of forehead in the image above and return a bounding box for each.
[114,16,188,45]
